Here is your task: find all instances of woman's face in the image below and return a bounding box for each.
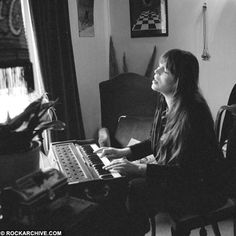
[152,63,177,96]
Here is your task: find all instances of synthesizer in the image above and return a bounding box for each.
[47,140,127,202]
[48,140,122,184]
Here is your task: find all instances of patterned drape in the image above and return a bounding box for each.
[0,0,29,62]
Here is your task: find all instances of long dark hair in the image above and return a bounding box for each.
[156,49,213,162]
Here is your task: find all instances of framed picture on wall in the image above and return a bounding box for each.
[129,0,168,38]
[77,0,95,37]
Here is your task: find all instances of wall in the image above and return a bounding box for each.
[69,0,110,139]
[109,0,236,119]
[70,0,236,138]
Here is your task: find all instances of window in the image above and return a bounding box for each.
[0,0,44,123]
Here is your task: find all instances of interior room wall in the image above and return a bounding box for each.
[68,0,110,139]
[109,0,236,120]
[69,0,236,139]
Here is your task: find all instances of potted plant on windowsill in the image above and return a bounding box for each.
[0,95,65,187]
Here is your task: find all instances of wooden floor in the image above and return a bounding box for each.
[145,213,234,236]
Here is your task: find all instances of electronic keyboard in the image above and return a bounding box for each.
[47,140,127,202]
[48,140,122,184]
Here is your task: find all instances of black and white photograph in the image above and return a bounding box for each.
[77,0,95,37]
[0,0,235,235]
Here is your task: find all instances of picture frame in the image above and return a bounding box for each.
[129,0,168,38]
[77,0,95,37]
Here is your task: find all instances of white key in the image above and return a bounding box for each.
[90,144,121,178]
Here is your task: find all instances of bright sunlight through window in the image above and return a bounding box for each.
[0,67,37,123]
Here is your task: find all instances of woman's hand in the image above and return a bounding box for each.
[103,158,147,177]
[94,147,131,159]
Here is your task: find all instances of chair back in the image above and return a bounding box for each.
[99,73,159,147]
[226,115,236,162]
[214,99,236,198]
[219,84,236,147]
[114,115,153,147]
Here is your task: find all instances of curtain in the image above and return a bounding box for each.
[29,0,85,141]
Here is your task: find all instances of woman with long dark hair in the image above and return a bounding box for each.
[96,49,226,235]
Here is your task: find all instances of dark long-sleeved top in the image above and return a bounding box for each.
[128,98,224,194]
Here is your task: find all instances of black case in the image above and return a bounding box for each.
[2,168,68,226]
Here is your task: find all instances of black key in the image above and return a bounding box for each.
[87,154,103,165]
[93,164,110,176]
[81,145,94,155]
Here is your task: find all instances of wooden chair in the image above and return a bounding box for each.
[98,72,159,148]
[219,84,236,148]
[150,104,236,236]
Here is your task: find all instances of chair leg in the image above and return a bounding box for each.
[150,216,156,236]
[211,222,221,236]
[199,227,207,236]
[171,227,191,236]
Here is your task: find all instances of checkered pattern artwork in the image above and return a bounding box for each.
[129,0,168,38]
[132,10,161,32]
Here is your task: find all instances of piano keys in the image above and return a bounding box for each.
[47,140,127,202]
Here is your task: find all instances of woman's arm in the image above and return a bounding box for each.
[128,139,152,161]
[95,139,153,161]
[104,158,147,177]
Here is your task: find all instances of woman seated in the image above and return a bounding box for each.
[95,49,226,236]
